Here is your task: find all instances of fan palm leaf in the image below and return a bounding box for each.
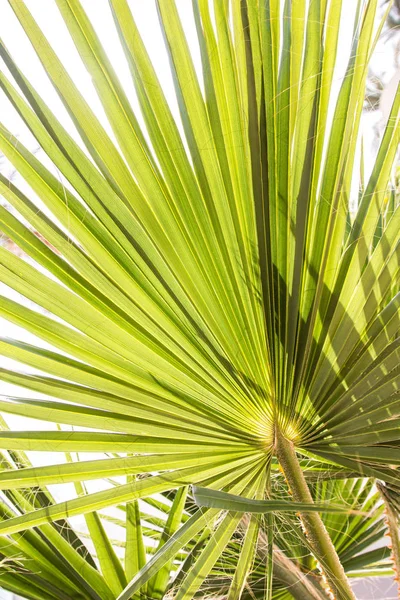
[0,0,399,598]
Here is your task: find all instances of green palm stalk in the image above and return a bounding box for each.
[377,482,400,596]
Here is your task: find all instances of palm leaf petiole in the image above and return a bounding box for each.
[275,430,356,600]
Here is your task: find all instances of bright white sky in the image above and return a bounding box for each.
[0,1,398,599]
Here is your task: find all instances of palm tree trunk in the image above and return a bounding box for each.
[275,431,356,600]
[271,545,329,600]
[253,518,328,600]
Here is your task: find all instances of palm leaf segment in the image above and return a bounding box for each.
[0,0,399,598]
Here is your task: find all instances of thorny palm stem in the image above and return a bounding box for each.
[275,431,356,600]
[377,482,400,596]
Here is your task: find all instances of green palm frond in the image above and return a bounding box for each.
[0,0,399,598]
